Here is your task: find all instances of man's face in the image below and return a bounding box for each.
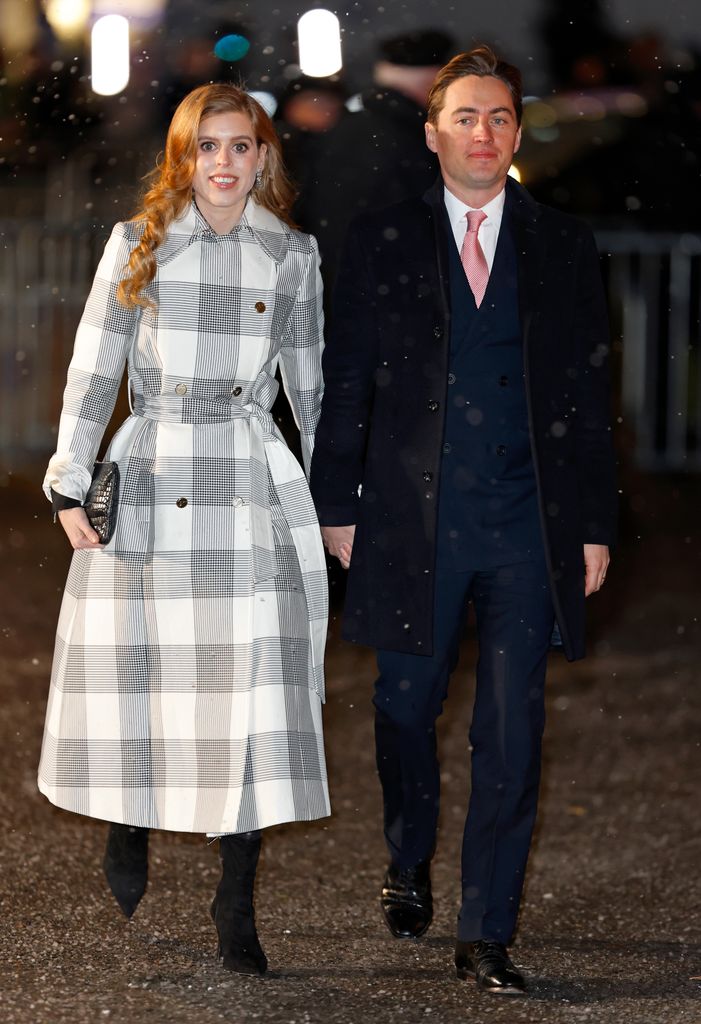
[425,74,521,204]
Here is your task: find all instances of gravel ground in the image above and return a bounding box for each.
[1,468,700,1024]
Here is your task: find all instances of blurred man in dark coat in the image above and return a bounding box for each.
[310,46,616,996]
[297,29,454,297]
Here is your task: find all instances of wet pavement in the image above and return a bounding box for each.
[1,467,700,1024]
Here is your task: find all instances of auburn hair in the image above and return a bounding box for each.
[117,83,296,309]
[426,45,523,128]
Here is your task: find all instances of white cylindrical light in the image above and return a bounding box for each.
[297,10,342,77]
[91,15,130,96]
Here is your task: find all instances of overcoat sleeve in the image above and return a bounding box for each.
[278,235,325,478]
[571,226,618,546]
[43,222,138,502]
[309,221,380,525]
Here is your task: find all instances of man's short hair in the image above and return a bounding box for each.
[426,45,523,126]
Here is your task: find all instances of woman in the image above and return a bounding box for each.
[40,84,329,975]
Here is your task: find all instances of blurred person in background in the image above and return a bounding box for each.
[39,83,329,976]
[276,73,347,222]
[311,45,616,996]
[296,28,454,297]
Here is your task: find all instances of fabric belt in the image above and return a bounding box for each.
[132,393,279,583]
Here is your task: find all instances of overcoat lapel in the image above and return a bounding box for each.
[505,177,546,348]
[423,178,452,331]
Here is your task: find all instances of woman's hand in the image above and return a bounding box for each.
[57,507,102,550]
[321,525,355,570]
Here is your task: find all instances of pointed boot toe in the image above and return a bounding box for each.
[103,823,149,918]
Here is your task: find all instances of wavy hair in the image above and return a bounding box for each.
[117,83,296,309]
[426,45,523,128]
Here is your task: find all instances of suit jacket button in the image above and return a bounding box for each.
[496,444,507,456]
[432,326,443,339]
[499,375,509,387]
[423,470,433,482]
[427,400,440,412]
[232,386,242,396]
[176,497,188,508]
[255,301,266,313]
[175,383,188,395]
[448,373,456,384]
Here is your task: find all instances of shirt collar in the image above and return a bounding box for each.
[443,185,506,230]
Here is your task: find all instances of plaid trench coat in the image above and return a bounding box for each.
[39,199,330,834]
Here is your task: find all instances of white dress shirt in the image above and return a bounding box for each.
[443,186,506,273]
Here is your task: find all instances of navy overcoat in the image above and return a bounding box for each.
[310,177,617,660]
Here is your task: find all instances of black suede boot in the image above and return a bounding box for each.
[211,831,267,975]
[102,822,149,918]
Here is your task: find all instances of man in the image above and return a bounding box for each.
[310,46,616,996]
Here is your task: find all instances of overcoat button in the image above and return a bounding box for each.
[255,301,266,313]
[232,386,242,396]
[175,383,188,395]
[176,497,188,508]
[427,400,439,412]
[496,445,507,456]
[423,470,433,482]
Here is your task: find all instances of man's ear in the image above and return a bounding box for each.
[425,122,438,153]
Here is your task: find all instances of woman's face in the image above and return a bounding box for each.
[192,110,267,233]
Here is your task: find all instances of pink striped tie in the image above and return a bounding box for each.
[460,209,489,307]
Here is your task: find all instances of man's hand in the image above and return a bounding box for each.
[58,507,101,550]
[583,543,609,596]
[321,525,356,570]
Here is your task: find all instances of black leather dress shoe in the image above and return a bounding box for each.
[455,940,526,995]
[380,861,433,939]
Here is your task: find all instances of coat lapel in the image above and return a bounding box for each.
[504,178,545,340]
[422,178,452,329]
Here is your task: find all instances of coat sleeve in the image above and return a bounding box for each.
[278,235,325,478]
[309,220,380,526]
[571,226,618,546]
[43,222,138,503]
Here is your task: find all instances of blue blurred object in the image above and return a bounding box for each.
[549,620,564,652]
[214,35,250,62]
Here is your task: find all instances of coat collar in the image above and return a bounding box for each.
[423,176,546,329]
[155,197,291,267]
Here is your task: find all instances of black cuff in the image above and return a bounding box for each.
[51,488,83,514]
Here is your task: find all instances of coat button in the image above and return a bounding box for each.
[176,497,188,508]
[443,442,452,454]
[448,373,456,384]
[427,400,440,412]
[499,375,509,387]
[432,326,443,339]
[232,386,242,397]
[175,383,188,395]
[255,301,266,313]
[423,470,433,482]
[496,445,507,456]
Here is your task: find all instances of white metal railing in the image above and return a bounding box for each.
[599,231,701,471]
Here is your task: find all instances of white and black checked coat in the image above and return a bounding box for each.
[40,199,330,834]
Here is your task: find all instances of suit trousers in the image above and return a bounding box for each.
[373,558,554,944]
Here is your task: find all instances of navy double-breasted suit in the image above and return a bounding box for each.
[310,176,617,944]
[311,177,616,660]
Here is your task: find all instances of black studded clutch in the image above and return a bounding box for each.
[84,461,120,545]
